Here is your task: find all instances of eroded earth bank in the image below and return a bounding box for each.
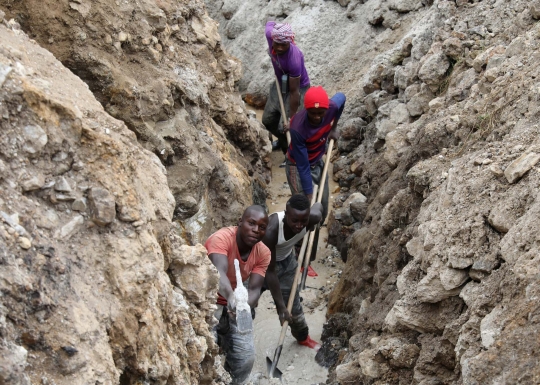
[1,0,540,384]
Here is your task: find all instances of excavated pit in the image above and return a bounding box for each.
[3,0,540,384]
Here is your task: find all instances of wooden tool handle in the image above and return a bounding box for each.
[300,139,334,289]
[275,76,291,146]
[275,185,319,343]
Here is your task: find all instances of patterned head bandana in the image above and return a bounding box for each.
[271,23,295,44]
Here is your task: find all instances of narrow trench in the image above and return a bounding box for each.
[246,109,344,384]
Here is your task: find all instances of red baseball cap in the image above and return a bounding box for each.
[304,86,329,109]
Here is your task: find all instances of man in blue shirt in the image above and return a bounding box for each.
[286,86,346,260]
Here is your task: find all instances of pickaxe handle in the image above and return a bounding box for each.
[300,139,334,290]
[268,185,319,378]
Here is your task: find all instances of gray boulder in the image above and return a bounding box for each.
[418,53,450,91]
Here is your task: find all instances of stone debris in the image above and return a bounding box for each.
[87,187,115,226]
[54,215,84,239]
[54,177,72,192]
[418,52,451,90]
[0,64,12,88]
[0,211,27,236]
[21,124,47,155]
[504,152,540,184]
[71,198,87,212]
[20,174,45,192]
[18,236,31,249]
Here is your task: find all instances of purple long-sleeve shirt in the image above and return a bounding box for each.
[265,22,310,88]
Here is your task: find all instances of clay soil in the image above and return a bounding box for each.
[247,141,343,385]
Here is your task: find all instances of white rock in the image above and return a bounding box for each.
[480,306,504,348]
[336,361,360,383]
[418,53,450,87]
[18,236,31,249]
[54,215,84,239]
[22,125,48,155]
[35,209,59,230]
[358,349,387,378]
[484,68,499,82]
[390,102,410,124]
[488,206,512,233]
[383,307,400,332]
[343,192,367,208]
[504,152,540,183]
[406,85,434,117]
[472,45,506,72]
[489,164,504,177]
[416,267,462,303]
[439,265,468,290]
[429,97,444,110]
[54,177,72,192]
[376,119,397,140]
[0,64,13,88]
[385,129,409,167]
[118,32,128,42]
[388,0,423,13]
[21,174,45,192]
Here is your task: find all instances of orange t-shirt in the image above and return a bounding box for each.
[204,226,271,306]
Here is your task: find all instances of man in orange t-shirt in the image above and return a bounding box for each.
[205,205,286,384]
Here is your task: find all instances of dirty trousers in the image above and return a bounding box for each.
[214,306,255,384]
[262,81,309,153]
[266,252,309,342]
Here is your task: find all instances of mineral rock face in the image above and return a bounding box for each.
[1,0,271,244]
[0,19,224,385]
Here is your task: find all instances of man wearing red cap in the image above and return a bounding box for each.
[286,86,346,259]
[262,21,311,165]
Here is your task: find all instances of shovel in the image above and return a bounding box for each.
[266,186,319,379]
[275,76,292,146]
[300,139,334,291]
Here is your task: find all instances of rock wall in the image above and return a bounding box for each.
[1,0,271,245]
[208,0,540,384]
[0,13,229,385]
[328,1,540,384]
[206,0,432,105]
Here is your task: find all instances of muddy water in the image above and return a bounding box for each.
[246,125,344,384]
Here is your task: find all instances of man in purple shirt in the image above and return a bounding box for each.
[263,21,311,164]
[286,86,346,260]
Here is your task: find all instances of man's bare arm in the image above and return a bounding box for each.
[247,273,265,308]
[307,202,323,230]
[209,253,235,308]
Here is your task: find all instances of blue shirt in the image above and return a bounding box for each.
[287,93,346,195]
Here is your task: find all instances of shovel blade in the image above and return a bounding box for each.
[266,356,283,380]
